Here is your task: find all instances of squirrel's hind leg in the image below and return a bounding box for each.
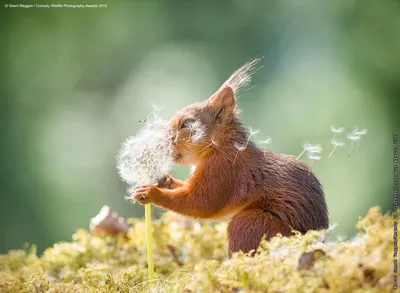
[227,208,292,256]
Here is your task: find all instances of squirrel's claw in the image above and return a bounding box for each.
[133,193,150,205]
[133,185,160,204]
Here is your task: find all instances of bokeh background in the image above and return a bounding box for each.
[1,0,398,253]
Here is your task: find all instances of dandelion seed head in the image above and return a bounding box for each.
[116,119,173,194]
[331,139,345,147]
[330,126,345,133]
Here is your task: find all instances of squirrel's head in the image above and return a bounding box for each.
[168,85,237,165]
[167,58,260,165]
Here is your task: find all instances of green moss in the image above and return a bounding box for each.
[0,207,395,292]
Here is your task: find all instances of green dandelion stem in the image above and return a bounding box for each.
[145,203,155,281]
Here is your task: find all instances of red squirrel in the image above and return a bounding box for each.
[134,59,329,254]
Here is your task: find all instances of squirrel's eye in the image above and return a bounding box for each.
[181,119,196,129]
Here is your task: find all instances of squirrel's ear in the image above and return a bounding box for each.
[207,85,236,122]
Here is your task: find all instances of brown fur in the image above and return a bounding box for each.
[134,63,329,255]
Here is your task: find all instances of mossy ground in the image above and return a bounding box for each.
[0,207,395,292]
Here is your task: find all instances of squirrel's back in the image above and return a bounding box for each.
[202,140,328,233]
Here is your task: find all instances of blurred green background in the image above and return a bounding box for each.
[1,0,398,253]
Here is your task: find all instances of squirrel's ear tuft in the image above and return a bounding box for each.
[207,85,236,123]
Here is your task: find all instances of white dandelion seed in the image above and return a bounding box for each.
[188,120,206,143]
[259,137,272,145]
[297,142,309,160]
[116,119,173,199]
[347,133,361,142]
[297,143,322,160]
[257,137,272,158]
[234,142,247,151]
[330,126,345,133]
[353,128,368,136]
[307,154,321,161]
[232,126,259,164]
[330,125,345,140]
[329,223,338,231]
[248,126,260,136]
[210,137,219,147]
[151,104,162,112]
[328,139,346,159]
[306,144,323,154]
[346,127,367,157]
[307,153,321,173]
[331,139,345,147]
[258,137,272,151]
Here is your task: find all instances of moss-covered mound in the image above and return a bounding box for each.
[0,207,394,292]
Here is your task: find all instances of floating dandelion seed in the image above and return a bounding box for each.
[307,154,321,161]
[297,143,322,160]
[330,126,345,140]
[248,126,260,136]
[151,104,162,112]
[328,139,346,159]
[234,142,247,152]
[306,144,322,154]
[329,223,338,231]
[297,143,309,160]
[188,120,206,143]
[346,133,360,158]
[259,137,272,145]
[353,128,368,136]
[307,153,321,173]
[210,137,218,147]
[330,126,345,133]
[116,118,174,197]
[137,104,163,124]
[346,128,367,157]
[347,133,361,142]
[331,139,345,147]
[258,137,272,152]
[233,126,259,164]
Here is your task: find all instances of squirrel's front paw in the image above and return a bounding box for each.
[133,185,160,205]
[157,173,177,189]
